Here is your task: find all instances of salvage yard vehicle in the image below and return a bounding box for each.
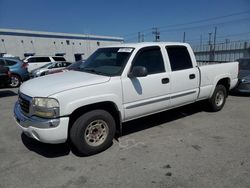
[0,57,29,87]
[232,57,250,93]
[30,61,72,78]
[14,42,238,155]
[48,60,84,75]
[23,56,67,72]
[0,65,11,86]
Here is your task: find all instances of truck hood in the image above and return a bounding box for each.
[20,71,110,97]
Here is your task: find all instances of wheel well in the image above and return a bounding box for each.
[11,73,21,79]
[217,78,230,94]
[68,102,121,137]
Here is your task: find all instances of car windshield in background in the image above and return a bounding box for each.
[68,60,84,70]
[239,59,250,70]
[79,48,134,76]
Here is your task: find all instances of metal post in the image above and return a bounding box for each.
[183,32,186,43]
[213,27,217,61]
[152,27,160,42]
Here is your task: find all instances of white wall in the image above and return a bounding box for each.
[0,34,123,61]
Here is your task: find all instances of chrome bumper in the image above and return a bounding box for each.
[14,102,60,128]
[14,102,69,144]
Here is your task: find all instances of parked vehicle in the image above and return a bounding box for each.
[48,60,84,74]
[0,57,29,87]
[30,62,72,78]
[14,42,238,155]
[0,65,11,86]
[23,56,66,72]
[232,57,250,93]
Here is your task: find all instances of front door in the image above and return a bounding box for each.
[122,46,171,121]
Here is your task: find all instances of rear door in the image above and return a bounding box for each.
[165,45,199,107]
[122,46,171,121]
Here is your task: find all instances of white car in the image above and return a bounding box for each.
[14,42,238,156]
[30,62,72,77]
[23,56,66,72]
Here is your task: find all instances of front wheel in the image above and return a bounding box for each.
[9,74,21,88]
[70,110,116,156]
[208,85,227,112]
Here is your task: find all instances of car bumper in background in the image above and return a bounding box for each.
[232,81,250,93]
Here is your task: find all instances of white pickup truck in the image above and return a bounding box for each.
[14,42,238,155]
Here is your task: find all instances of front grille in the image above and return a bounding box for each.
[19,95,30,114]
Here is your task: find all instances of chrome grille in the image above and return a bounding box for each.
[19,94,30,114]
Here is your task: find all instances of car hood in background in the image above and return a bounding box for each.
[19,71,110,97]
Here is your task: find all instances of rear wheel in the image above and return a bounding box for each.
[70,110,116,156]
[9,74,21,88]
[208,85,227,112]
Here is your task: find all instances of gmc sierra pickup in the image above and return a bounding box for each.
[14,42,238,155]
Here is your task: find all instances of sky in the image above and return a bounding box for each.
[0,0,250,46]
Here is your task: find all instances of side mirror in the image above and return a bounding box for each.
[128,66,148,78]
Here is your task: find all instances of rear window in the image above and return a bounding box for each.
[28,57,51,63]
[52,57,66,61]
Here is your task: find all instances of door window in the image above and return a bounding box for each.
[166,46,193,71]
[131,47,165,74]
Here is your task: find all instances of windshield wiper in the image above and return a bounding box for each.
[81,67,108,76]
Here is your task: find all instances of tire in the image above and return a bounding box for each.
[208,85,227,112]
[9,74,21,88]
[70,110,116,156]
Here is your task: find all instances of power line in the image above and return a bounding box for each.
[122,10,250,38]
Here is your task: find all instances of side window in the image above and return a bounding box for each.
[27,58,35,63]
[52,57,66,61]
[166,46,193,71]
[132,47,165,74]
[0,59,5,65]
[6,60,17,66]
[36,57,51,62]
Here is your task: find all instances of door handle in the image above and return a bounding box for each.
[189,74,195,79]
[162,78,169,84]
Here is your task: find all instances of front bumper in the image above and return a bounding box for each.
[14,102,69,144]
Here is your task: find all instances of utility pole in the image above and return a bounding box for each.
[138,32,141,42]
[208,32,212,61]
[213,26,217,61]
[141,34,144,42]
[208,32,212,45]
[200,34,202,49]
[183,32,186,42]
[152,27,160,42]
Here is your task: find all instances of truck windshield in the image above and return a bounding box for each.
[79,47,134,76]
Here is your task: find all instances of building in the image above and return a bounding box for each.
[0,28,124,61]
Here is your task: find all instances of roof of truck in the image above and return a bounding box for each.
[104,42,189,48]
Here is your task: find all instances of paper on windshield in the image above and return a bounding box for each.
[118,48,133,53]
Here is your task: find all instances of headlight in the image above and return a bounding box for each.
[32,97,59,118]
